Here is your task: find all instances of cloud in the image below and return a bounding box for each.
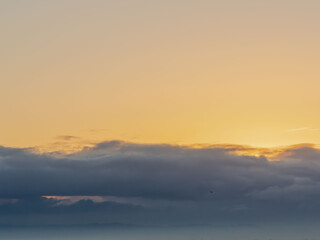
[287,127,319,132]
[1,141,320,225]
[55,135,81,141]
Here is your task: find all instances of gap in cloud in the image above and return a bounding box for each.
[42,195,145,207]
[42,196,108,205]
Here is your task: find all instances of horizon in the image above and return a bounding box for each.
[1,0,320,239]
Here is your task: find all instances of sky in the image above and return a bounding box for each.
[1,1,320,239]
[1,0,320,148]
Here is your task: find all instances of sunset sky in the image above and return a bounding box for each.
[1,1,320,239]
[1,0,320,149]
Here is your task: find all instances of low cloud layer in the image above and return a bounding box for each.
[1,141,320,226]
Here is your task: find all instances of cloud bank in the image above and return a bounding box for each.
[1,141,320,226]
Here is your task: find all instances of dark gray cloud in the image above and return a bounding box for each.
[1,141,320,226]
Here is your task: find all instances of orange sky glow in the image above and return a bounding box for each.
[1,0,320,150]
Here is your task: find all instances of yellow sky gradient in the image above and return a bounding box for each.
[1,0,320,149]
